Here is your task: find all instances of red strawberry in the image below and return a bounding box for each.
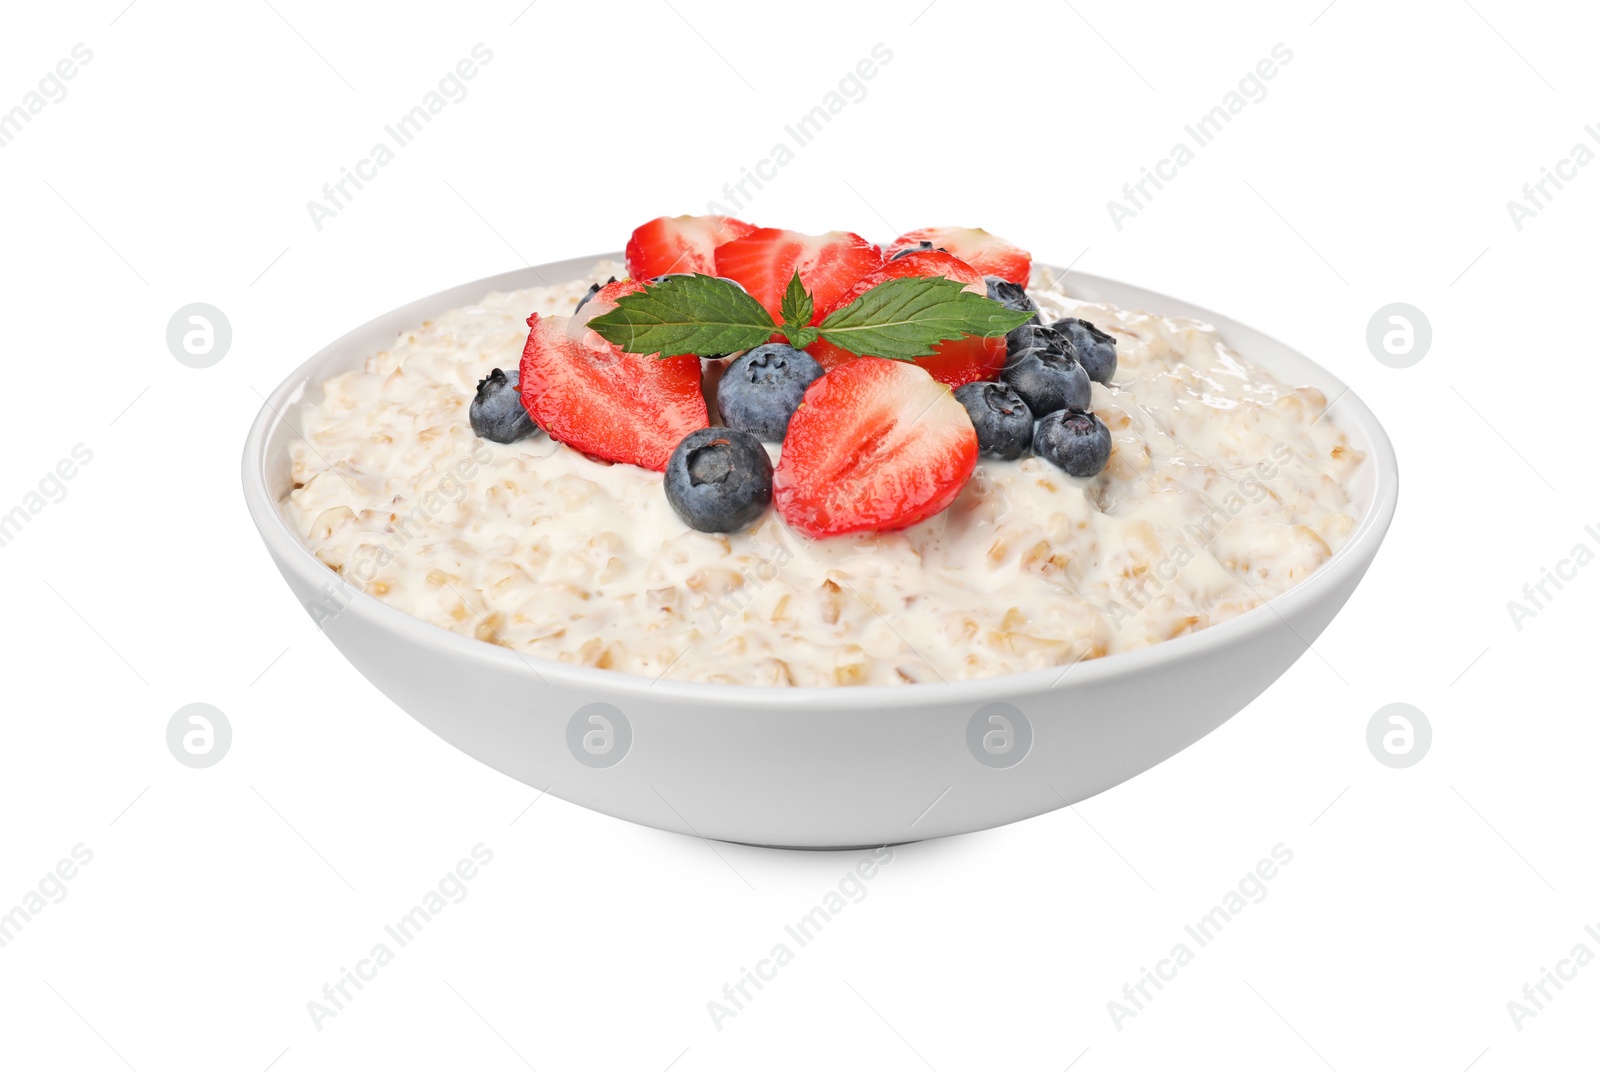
[582,277,647,316]
[714,228,884,324]
[774,357,978,538]
[806,249,1006,390]
[625,215,757,280]
[886,227,1031,286]
[519,312,707,471]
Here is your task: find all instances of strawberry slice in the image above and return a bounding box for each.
[625,215,757,280]
[519,310,707,471]
[581,277,647,317]
[886,227,1031,286]
[774,357,978,538]
[806,249,1006,390]
[714,228,884,324]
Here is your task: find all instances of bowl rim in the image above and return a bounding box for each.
[241,253,1399,712]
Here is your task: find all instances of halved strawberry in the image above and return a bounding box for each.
[580,277,647,318]
[713,228,884,324]
[519,311,707,471]
[625,215,758,280]
[806,249,1006,390]
[886,227,1031,286]
[774,358,978,538]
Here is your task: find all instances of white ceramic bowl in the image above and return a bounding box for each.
[242,253,1398,849]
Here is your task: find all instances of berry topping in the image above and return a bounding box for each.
[953,381,1034,460]
[1052,317,1118,384]
[624,215,757,280]
[1001,344,1091,416]
[518,312,708,471]
[806,248,1006,389]
[1034,409,1112,478]
[717,343,825,442]
[984,275,1040,326]
[713,227,884,325]
[469,367,539,444]
[886,227,1031,285]
[773,357,978,538]
[664,428,774,533]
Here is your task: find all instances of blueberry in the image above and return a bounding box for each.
[664,428,774,533]
[890,239,937,260]
[1001,346,1091,416]
[1052,317,1117,384]
[1035,410,1112,478]
[469,368,539,443]
[716,343,824,442]
[985,275,1040,326]
[954,381,1034,460]
[1004,321,1071,367]
[573,275,618,315]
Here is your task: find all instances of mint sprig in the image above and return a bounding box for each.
[586,271,1033,362]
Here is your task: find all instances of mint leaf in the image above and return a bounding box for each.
[785,324,819,350]
[779,270,813,334]
[816,276,1035,361]
[587,274,775,357]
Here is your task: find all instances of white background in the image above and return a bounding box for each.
[2,0,1596,1068]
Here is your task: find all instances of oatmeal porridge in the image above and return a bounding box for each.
[284,253,1363,687]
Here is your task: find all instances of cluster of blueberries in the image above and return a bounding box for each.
[962,277,1116,478]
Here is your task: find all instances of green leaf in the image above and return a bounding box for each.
[586,274,776,357]
[785,324,819,350]
[816,275,1035,361]
[779,270,813,334]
